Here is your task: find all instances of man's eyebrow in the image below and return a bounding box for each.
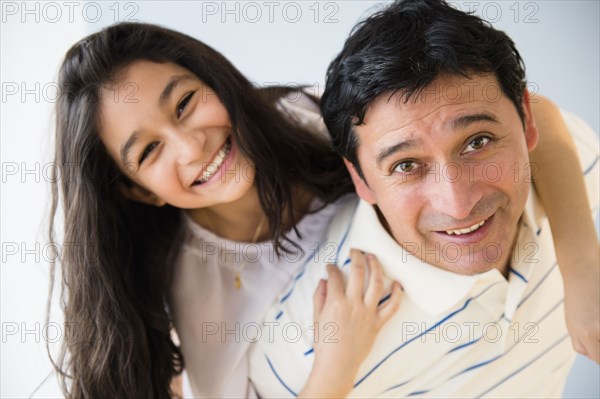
[374,113,498,166]
[450,112,499,131]
[120,130,141,165]
[376,139,418,166]
[159,74,194,106]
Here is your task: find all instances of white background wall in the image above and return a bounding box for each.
[1,1,598,397]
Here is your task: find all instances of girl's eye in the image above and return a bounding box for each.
[139,142,159,164]
[464,136,491,154]
[177,91,195,118]
[393,160,419,174]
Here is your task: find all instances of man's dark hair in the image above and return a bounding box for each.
[321,0,527,176]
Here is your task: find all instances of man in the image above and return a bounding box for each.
[248,0,599,397]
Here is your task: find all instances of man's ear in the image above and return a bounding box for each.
[343,158,377,205]
[522,89,540,152]
[119,183,166,206]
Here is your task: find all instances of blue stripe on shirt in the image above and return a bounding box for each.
[407,389,430,396]
[265,354,298,397]
[444,311,507,357]
[378,293,392,306]
[335,216,354,262]
[353,281,503,388]
[449,299,563,378]
[381,379,410,395]
[279,214,355,305]
[509,267,528,283]
[584,155,599,175]
[475,333,570,398]
[413,298,564,396]
[279,246,320,304]
[447,336,482,354]
[517,262,557,309]
[387,295,563,397]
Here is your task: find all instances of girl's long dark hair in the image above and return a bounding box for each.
[48,22,353,398]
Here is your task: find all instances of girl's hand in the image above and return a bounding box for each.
[564,253,600,364]
[298,249,402,398]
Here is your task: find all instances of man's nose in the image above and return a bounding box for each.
[426,164,482,220]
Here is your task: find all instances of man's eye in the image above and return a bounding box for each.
[139,142,159,164]
[393,160,419,174]
[177,91,195,118]
[464,136,491,153]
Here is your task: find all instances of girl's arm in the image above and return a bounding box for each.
[530,95,600,363]
[298,250,402,398]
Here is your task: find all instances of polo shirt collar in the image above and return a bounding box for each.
[346,200,504,317]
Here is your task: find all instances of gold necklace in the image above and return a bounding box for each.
[234,215,266,289]
[203,214,266,290]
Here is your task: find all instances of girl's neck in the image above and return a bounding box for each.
[186,186,265,242]
[186,185,314,243]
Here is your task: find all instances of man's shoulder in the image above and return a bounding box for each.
[297,193,360,283]
[269,195,360,315]
[323,193,361,248]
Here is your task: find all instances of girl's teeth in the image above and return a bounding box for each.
[194,140,231,184]
[445,219,486,235]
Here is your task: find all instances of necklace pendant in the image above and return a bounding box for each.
[234,273,242,289]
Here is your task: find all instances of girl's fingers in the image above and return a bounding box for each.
[364,253,385,309]
[313,279,327,323]
[346,249,367,300]
[325,264,345,299]
[376,282,403,328]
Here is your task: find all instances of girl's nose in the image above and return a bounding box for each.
[172,128,206,165]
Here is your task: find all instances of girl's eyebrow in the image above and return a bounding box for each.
[121,129,142,165]
[159,74,194,106]
[119,74,195,164]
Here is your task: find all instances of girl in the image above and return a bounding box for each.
[48,22,598,398]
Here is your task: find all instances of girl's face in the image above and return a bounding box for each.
[99,60,255,209]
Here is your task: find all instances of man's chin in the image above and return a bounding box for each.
[433,256,508,276]
[417,234,513,276]
[441,263,497,276]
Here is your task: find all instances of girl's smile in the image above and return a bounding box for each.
[98,60,256,211]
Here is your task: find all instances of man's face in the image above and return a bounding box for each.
[347,74,539,275]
